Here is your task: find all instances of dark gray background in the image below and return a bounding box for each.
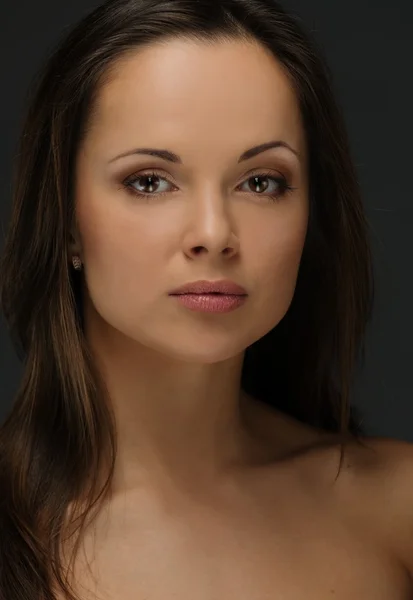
[0,1,412,438]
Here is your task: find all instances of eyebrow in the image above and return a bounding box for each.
[108,140,300,164]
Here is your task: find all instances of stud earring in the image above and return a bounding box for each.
[72,255,83,271]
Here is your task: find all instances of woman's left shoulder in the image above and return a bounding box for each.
[348,435,413,576]
[356,435,413,490]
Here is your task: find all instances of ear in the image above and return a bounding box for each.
[68,227,82,263]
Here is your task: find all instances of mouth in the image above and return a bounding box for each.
[172,292,248,298]
[175,292,243,295]
[169,279,248,296]
[170,291,248,313]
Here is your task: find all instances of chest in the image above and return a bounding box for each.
[63,479,411,600]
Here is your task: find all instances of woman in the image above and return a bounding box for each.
[1,0,412,598]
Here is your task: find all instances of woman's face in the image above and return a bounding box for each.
[73,38,309,363]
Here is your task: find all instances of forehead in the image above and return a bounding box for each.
[87,38,306,163]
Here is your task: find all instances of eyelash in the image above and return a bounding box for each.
[121,169,296,202]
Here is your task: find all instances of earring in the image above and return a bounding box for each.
[72,255,83,271]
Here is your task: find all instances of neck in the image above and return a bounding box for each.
[85,311,259,497]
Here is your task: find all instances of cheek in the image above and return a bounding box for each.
[77,202,170,307]
[248,211,308,314]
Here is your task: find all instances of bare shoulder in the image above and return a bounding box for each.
[284,419,413,579]
[333,434,413,578]
[245,395,413,576]
[368,437,413,565]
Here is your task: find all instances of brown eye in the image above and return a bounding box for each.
[136,175,158,193]
[238,172,294,201]
[247,175,271,193]
[121,169,295,202]
[124,172,172,195]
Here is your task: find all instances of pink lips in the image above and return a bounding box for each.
[169,280,248,313]
[169,279,247,296]
[171,293,247,313]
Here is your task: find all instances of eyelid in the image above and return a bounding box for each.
[123,165,291,187]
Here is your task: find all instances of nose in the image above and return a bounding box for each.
[182,188,240,261]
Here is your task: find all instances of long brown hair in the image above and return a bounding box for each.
[0,0,374,598]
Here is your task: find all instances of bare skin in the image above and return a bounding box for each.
[59,400,413,600]
[63,37,413,598]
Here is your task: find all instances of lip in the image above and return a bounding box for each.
[172,293,247,313]
[169,279,248,296]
